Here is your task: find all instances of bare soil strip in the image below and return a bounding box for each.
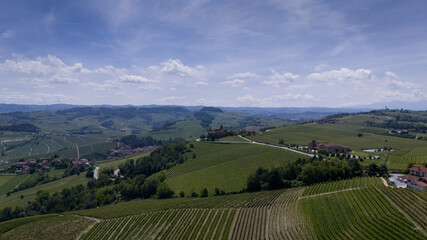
[298,188,361,200]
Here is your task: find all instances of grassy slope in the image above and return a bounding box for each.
[0,214,93,240]
[163,142,308,195]
[1,178,426,239]
[0,175,28,196]
[0,173,89,209]
[248,114,427,170]
[144,120,205,140]
[96,152,151,170]
[75,191,265,219]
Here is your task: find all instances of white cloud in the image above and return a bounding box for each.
[0,30,14,39]
[120,74,153,83]
[0,89,77,104]
[314,63,329,72]
[270,93,317,101]
[149,59,208,79]
[376,89,426,102]
[384,71,419,89]
[195,81,208,86]
[228,72,258,79]
[263,69,299,87]
[0,55,88,84]
[307,68,372,85]
[236,95,261,104]
[220,79,245,87]
[161,96,186,101]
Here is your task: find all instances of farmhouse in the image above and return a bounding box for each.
[398,165,427,190]
[308,140,352,153]
[208,125,229,139]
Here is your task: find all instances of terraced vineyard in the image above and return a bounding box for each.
[80,188,315,240]
[2,177,426,239]
[387,147,427,170]
[301,187,425,240]
[164,142,308,195]
[302,177,382,196]
[0,175,28,196]
[378,187,427,234]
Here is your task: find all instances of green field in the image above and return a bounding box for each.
[2,177,426,239]
[247,115,427,171]
[0,214,94,240]
[302,187,425,239]
[163,142,308,195]
[250,123,427,151]
[96,151,151,170]
[387,147,427,170]
[0,173,89,209]
[0,175,28,196]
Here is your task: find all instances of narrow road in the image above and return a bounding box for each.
[114,169,120,176]
[43,143,50,153]
[76,145,80,159]
[298,187,361,199]
[380,177,389,187]
[94,166,99,180]
[238,135,315,158]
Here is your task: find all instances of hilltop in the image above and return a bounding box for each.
[0,108,426,239]
[0,106,286,167]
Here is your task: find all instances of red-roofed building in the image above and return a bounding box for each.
[409,165,427,177]
[399,165,427,190]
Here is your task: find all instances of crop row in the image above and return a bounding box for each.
[378,187,427,232]
[81,208,236,240]
[301,187,425,240]
[302,177,381,196]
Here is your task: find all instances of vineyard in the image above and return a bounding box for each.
[164,142,308,195]
[301,187,425,240]
[302,177,382,196]
[378,187,427,234]
[80,188,316,240]
[1,177,426,239]
[0,175,28,196]
[387,147,427,170]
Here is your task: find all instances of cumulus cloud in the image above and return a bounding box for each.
[384,71,419,89]
[376,89,426,102]
[120,74,154,83]
[0,89,77,104]
[221,72,258,87]
[161,96,186,101]
[307,68,372,85]
[149,59,207,79]
[228,72,258,79]
[263,69,299,88]
[220,79,245,87]
[0,55,89,87]
[236,95,261,104]
[270,93,317,101]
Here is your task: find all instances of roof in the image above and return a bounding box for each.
[409,165,427,173]
[401,175,422,181]
[415,181,427,187]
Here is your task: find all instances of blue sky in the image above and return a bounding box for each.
[0,0,426,107]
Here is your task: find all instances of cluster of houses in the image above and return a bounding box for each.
[108,145,158,158]
[391,165,427,190]
[308,140,352,153]
[13,157,89,174]
[207,125,259,139]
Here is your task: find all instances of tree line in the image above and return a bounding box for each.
[0,141,190,223]
[246,157,387,192]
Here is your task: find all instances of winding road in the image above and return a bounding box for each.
[238,135,315,158]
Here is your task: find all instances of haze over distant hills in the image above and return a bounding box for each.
[1,101,425,121]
